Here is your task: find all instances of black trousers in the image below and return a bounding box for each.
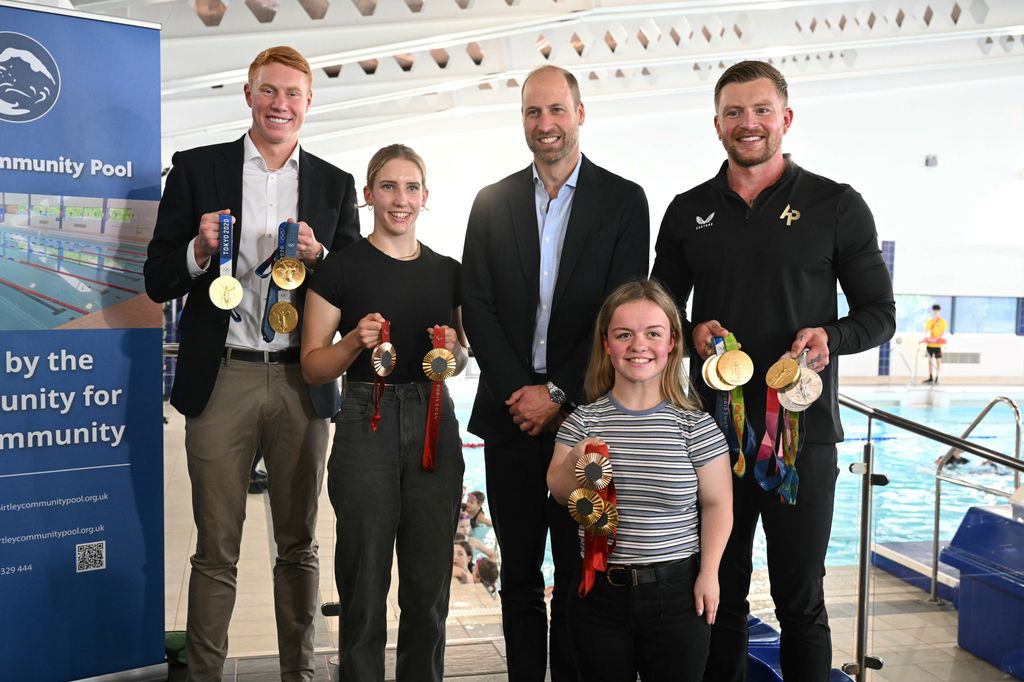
[703,443,839,682]
[485,429,581,682]
[568,556,710,681]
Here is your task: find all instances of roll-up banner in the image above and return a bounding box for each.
[0,1,165,680]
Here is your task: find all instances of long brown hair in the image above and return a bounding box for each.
[584,279,700,410]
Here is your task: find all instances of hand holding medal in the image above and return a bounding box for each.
[702,333,755,478]
[209,213,244,310]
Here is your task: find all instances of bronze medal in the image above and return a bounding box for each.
[568,488,605,526]
[268,301,298,333]
[422,348,457,382]
[766,356,801,391]
[271,256,306,291]
[371,343,396,377]
[574,452,613,491]
[589,503,620,536]
[209,275,244,310]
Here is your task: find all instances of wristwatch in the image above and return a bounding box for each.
[546,381,567,405]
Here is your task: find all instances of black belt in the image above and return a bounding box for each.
[223,347,300,364]
[603,556,696,587]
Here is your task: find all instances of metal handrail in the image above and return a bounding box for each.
[930,397,1022,601]
[836,392,1024,681]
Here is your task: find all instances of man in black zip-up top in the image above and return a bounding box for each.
[651,61,895,682]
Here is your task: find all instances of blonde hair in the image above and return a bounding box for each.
[248,46,312,90]
[584,279,700,410]
[365,143,427,188]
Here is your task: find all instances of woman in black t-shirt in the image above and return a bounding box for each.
[301,144,469,682]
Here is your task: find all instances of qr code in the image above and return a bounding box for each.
[76,540,106,573]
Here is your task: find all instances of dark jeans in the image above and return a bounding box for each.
[485,430,581,682]
[568,556,710,681]
[704,443,839,682]
[329,382,464,682]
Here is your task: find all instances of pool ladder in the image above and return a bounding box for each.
[838,393,1024,681]
[930,396,1022,602]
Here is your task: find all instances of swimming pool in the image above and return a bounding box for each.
[453,381,1020,580]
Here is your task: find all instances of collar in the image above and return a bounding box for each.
[531,154,583,194]
[710,153,797,193]
[244,132,301,171]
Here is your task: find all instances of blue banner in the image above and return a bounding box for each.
[0,3,164,680]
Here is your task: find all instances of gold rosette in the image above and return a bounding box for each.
[589,503,620,536]
[568,488,605,526]
[574,452,613,490]
[422,348,456,382]
[371,343,396,377]
[271,256,306,290]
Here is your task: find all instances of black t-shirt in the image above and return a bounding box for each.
[310,238,461,384]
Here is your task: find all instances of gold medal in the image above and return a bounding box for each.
[574,452,613,490]
[422,348,456,382]
[766,356,801,390]
[271,256,306,290]
[717,349,754,386]
[372,343,396,377]
[589,503,619,536]
[568,488,605,526]
[703,354,735,392]
[268,301,298,333]
[209,275,244,310]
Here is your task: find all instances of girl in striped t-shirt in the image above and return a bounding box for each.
[547,279,732,681]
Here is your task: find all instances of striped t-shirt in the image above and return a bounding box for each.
[556,393,727,564]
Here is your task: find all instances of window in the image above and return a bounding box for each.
[953,296,1017,333]
[895,294,952,334]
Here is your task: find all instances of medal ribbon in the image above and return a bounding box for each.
[579,442,617,597]
[777,407,803,505]
[421,326,446,472]
[754,388,787,493]
[256,221,299,342]
[217,213,233,279]
[371,319,390,432]
[711,335,755,477]
[218,214,242,322]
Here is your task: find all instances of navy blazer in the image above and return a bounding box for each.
[144,137,361,418]
[461,155,650,445]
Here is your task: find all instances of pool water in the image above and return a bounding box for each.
[454,382,1019,580]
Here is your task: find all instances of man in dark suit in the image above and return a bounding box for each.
[461,65,650,682]
[144,46,360,682]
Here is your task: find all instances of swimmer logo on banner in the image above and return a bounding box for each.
[0,2,164,681]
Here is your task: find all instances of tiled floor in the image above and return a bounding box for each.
[163,404,1017,681]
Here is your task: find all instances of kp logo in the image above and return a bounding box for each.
[0,32,61,123]
[695,212,715,230]
[779,204,801,226]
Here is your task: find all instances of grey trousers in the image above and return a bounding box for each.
[329,382,464,682]
[184,358,328,682]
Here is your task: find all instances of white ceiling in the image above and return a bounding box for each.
[32,0,1024,163]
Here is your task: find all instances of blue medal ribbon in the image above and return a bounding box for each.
[257,221,299,342]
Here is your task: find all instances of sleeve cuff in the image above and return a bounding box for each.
[186,237,211,279]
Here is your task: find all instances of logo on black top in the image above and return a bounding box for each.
[695,212,715,230]
[779,204,801,226]
[0,32,61,123]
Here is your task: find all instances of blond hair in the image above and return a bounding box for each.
[365,143,427,188]
[584,279,700,410]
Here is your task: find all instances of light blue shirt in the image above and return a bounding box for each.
[531,157,582,374]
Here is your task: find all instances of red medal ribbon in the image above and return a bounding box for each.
[371,320,390,432]
[753,387,786,492]
[421,326,446,472]
[579,442,617,597]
